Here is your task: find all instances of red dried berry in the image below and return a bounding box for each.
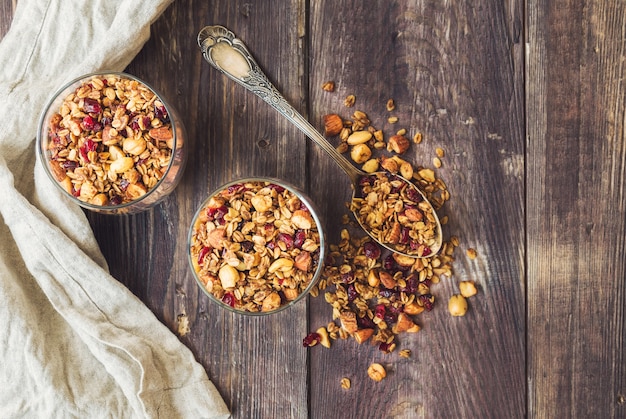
[347,284,358,302]
[379,342,394,353]
[81,115,96,131]
[363,241,381,259]
[222,292,236,307]
[419,294,435,311]
[197,246,211,264]
[278,233,294,249]
[302,332,321,347]
[83,98,102,114]
[294,230,306,248]
[375,304,386,319]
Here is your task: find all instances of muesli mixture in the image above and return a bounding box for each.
[44,74,174,206]
[189,181,323,313]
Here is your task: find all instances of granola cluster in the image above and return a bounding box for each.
[44,74,176,206]
[351,172,440,257]
[190,181,323,313]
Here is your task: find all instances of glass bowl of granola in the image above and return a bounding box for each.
[188,178,326,315]
[36,72,187,214]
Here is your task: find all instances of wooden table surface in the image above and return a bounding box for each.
[4,1,626,418]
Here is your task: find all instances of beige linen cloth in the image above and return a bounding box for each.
[0,0,230,418]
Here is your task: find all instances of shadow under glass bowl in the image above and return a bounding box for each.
[36,71,187,214]
[188,177,326,316]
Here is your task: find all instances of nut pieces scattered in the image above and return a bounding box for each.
[367,363,387,382]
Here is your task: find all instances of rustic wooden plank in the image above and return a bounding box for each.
[527,0,626,417]
[88,1,311,418]
[307,0,526,417]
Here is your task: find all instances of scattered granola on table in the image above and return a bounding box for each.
[190,180,323,313]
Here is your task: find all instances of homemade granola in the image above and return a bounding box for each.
[351,172,440,257]
[189,180,323,313]
[43,74,176,206]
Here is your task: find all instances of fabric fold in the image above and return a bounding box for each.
[0,0,230,417]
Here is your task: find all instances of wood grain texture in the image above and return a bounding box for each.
[307,0,526,418]
[527,0,626,417]
[2,0,625,417]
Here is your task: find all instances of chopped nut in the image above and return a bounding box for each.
[393,313,415,333]
[316,326,331,348]
[448,294,468,316]
[340,311,359,334]
[261,292,282,312]
[388,135,410,154]
[344,94,356,107]
[459,280,478,298]
[436,147,445,157]
[322,81,336,92]
[467,248,478,259]
[361,158,379,173]
[340,377,351,390]
[350,143,372,164]
[378,271,396,289]
[379,156,399,173]
[367,363,387,382]
[323,114,343,136]
[346,130,373,145]
[353,328,374,344]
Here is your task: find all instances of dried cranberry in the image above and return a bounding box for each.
[363,241,381,259]
[384,312,398,326]
[241,240,254,252]
[400,227,410,244]
[71,187,81,197]
[347,284,358,302]
[110,195,122,205]
[374,304,386,319]
[379,342,394,353]
[421,246,432,257]
[119,179,130,191]
[357,316,375,329]
[406,187,423,203]
[419,294,435,311]
[155,105,169,122]
[227,183,245,195]
[340,272,354,284]
[81,115,96,131]
[207,205,228,223]
[61,161,78,170]
[129,118,140,131]
[266,241,276,250]
[278,233,294,249]
[197,246,211,264]
[79,139,97,162]
[294,230,306,248]
[267,183,285,193]
[383,254,396,271]
[379,288,397,299]
[83,98,102,114]
[222,292,236,307]
[302,332,321,347]
[403,274,418,294]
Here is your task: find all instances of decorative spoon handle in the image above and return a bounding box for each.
[197,25,363,184]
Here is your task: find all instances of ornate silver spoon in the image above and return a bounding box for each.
[198,25,442,258]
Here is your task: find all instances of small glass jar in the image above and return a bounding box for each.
[188,177,326,315]
[37,72,187,214]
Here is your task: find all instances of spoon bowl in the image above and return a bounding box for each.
[198,25,442,258]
